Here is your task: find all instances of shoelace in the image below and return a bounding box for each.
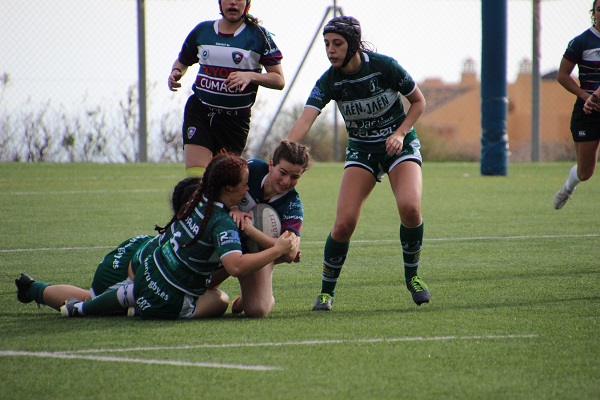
[410,278,425,292]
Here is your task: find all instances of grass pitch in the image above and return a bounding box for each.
[0,161,598,399]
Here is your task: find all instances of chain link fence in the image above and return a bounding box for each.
[0,0,590,162]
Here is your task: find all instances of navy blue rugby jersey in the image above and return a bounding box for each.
[179,20,283,116]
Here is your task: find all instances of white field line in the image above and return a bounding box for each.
[1,233,598,253]
[0,350,281,371]
[63,334,538,354]
[0,334,536,371]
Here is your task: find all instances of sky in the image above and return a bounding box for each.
[0,0,593,140]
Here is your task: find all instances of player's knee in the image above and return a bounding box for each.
[399,205,421,226]
[197,289,229,318]
[243,296,275,318]
[578,169,594,181]
[332,221,357,241]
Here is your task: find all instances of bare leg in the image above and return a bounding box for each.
[43,285,91,310]
[236,263,275,318]
[184,144,213,170]
[388,161,423,227]
[192,289,229,318]
[330,167,376,242]
[575,140,600,181]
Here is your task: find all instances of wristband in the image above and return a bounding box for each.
[171,68,182,73]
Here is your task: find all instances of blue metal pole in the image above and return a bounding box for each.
[480,0,508,176]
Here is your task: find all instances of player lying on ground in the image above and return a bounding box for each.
[58,153,298,319]
[15,177,200,311]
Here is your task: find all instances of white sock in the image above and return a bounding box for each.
[565,165,580,193]
[116,284,135,308]
[75,302,85,315]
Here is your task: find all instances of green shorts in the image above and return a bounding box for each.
[345,130,422,182]
[90,235,153,298]
[133,256,197,320]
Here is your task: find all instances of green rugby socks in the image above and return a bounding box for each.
[320,233,349,296]
[401,221,424,281]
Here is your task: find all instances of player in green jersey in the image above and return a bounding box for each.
[287,16,430,311]
[15,177,200,311]
[59,153,298,319]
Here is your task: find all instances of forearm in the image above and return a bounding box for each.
[287,108,319,142]
[558,74,588,101]
[397,102,425,136]
[246,229,276,250]
[251,70,284,90]
[171,60,188,75]
[557,58,588,101]
[223,248,283,277]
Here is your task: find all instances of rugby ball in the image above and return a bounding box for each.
[246,204,281,253]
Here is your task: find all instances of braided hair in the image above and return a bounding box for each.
[178,153,248,249]
[272,140,311,172]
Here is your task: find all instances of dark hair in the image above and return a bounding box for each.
[272,140,311,171]
[179,153,248,248]
[592,0,598,26]
[154,177,201,234]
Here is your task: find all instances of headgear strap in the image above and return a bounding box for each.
[323,16,362,67]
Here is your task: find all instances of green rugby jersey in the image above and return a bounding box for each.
[305,51,417,151]
[150,201,241,297]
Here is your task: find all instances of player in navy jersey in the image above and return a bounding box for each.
[57,154,298,320]
[209,140,311,317]
[287,16,430,311]
[553,0,600,210]
[168,0,285,178]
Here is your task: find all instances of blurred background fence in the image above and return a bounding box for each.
[0,0,591,162]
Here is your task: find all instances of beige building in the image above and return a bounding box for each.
[414,59,575,161]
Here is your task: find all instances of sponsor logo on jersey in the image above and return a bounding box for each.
[309,86,326,102]
[201,49,210,60]
[342,94,392,118]
[218,230,242,246]
[198,77,245,93]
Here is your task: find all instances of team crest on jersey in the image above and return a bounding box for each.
[232,51,244,64]
[201,49,210,60]
[369,78,381,94]
[187,127,196,139]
